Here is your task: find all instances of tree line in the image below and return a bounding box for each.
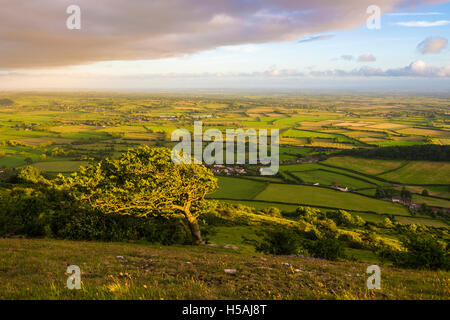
[338,145,450,161]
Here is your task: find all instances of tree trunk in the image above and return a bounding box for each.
[178,218,193,244]
[185,213,204,245]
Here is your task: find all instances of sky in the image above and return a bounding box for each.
[0,0,449,91]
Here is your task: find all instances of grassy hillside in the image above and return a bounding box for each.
[0,238,448,300]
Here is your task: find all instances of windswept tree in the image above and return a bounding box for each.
[56,146,218,244]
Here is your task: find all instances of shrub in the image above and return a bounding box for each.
[0,189,188,245]
[255,228,302,255]
[395,233,448,270]
[305,237,346,260]
[260,207,282,218]
[338,232,365,249]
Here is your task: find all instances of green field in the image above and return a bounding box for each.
[29,161,89,172]
[208,177,267,200]
[280,163,387,186]
[290,170,375,189]
[322,156,405,176]
[380,161,450,184]
[254,184,410,215]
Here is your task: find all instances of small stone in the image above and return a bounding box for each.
[223,244,239,251]
[294,269,301,272]
[224,269,237,274]
[116,256,124,259]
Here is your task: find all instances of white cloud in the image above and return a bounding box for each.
[1,0,447,68]
[310,60,450,77]
[396,20,450,27]
[388,12,443,16]
[417,37,448,54]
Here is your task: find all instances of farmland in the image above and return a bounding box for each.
[0,92,449,301]
[0,92,447,226]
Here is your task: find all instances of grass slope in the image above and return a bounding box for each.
[0,238,448,300]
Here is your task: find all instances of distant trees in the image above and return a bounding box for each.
[400,187,412,203]
[338,145,450,161]
[421,189,429,196]
[0,99,13,106]
[375,187,395,199]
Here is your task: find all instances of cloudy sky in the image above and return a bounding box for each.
[1,0,449,90]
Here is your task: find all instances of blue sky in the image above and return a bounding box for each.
[99,2,450,74]
[0,0,449,90]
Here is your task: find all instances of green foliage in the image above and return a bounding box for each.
[326,210,366,227]
[260,207,282,217]
[396,233,449,270]
[339,145,450,161]
[0,188,188,244]
[17,166,48,185]
[377,233,449,270]
[55,146,218,244]
[305,237,346,261]
[255,228,302,255]
[57,146,217,218]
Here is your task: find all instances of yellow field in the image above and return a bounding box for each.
[398,128,449,137]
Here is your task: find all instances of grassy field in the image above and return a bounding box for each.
[254,184,410,215]
[290,170,375,189]
[28,161,89,172]
[379,161,450,185]
[208,177,268,200]
[322,157,405,176]
[0,238,448,300]
[280,163,386,186]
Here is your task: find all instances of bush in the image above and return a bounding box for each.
[395,233,449,270]
[0,189,188,245]
[305,237,346,260]
[260,207,282,217]
[338,232,365,249]
[326,210,366,227]
[255,228,302,255]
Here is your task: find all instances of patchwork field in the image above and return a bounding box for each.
[254,184,410,215]
[380,161,450,185]
[0,93,448,259]
[322,157,405,176]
